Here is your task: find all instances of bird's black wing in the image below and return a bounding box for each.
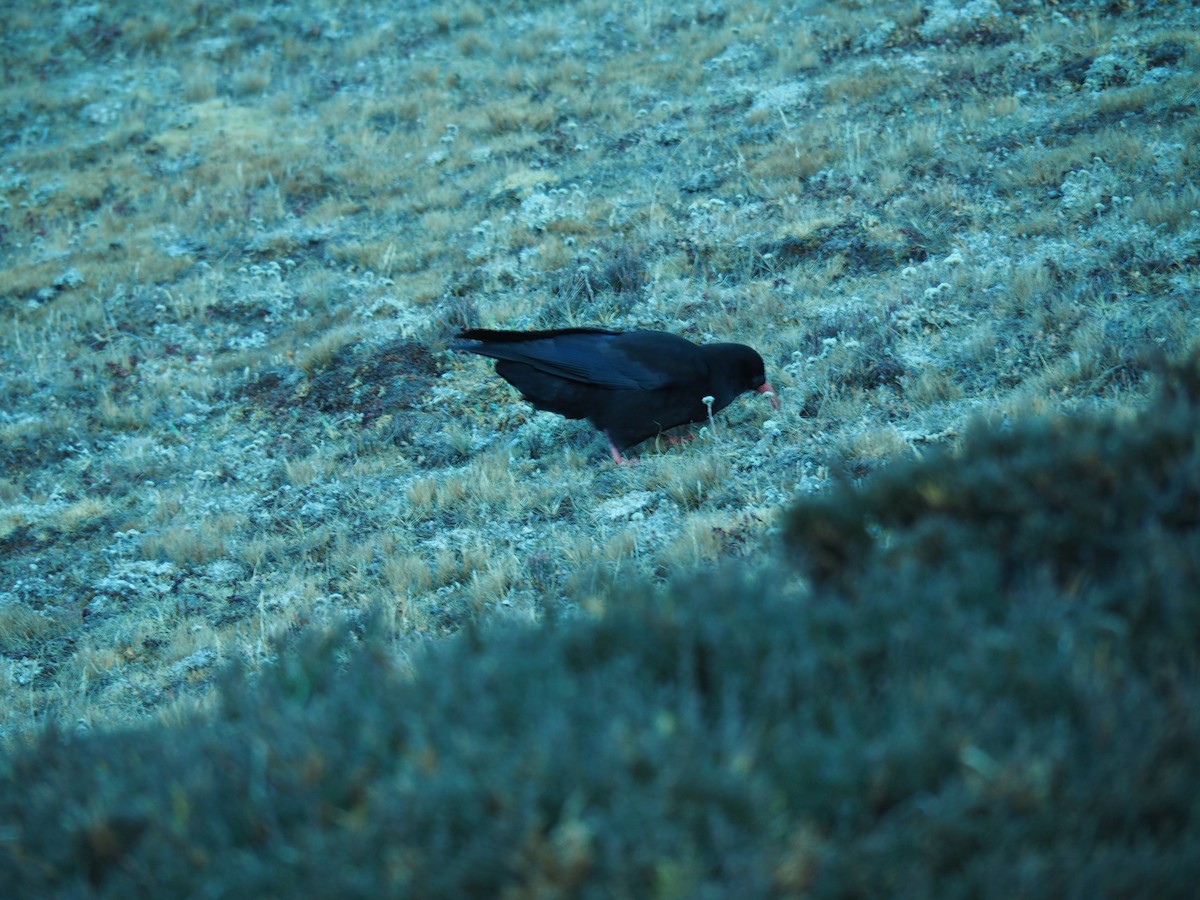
[454,328,693,391]
[601,330,709,390]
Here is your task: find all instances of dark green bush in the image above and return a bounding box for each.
[2,357,1199,898]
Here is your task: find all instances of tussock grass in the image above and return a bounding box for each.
[6,360,1199,893]
[0,0,1196,758]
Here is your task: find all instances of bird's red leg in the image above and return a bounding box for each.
[606,432,638,466]
[664,432,694,447]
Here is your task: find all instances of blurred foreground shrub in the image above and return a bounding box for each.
[3,358,1199,897]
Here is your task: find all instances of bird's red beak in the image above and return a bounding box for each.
[758,381,780,409]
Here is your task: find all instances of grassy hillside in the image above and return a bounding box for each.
[2,345,1198,897]
[1,0,1198,745]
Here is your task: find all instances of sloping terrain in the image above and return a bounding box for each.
[3,342,1198,897]
[1,0,1198,740]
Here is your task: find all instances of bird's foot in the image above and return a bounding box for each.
[606,434,639,466]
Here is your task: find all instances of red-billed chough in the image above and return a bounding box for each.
[452,327,779,464]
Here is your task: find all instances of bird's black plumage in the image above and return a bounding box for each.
[452,327,778,463]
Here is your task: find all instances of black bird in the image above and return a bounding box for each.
[452,327,779,464]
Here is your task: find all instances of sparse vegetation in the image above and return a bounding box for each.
[0,0,1198,888]
[3,355,1199,896]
